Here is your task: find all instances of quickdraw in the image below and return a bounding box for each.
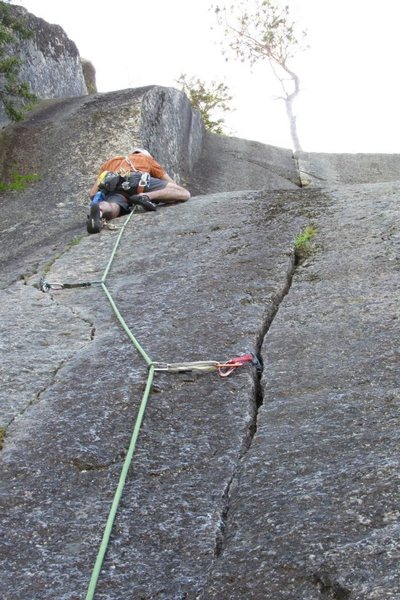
[217,352,263,377]
[39,277,102,293]
[151,352,263,378]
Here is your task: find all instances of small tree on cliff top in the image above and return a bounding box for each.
[0,0,36,121]
[177,73,233,135]
[212,0,307,151]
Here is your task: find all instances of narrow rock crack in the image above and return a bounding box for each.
[212,250,297,564]
[2,359,67,442]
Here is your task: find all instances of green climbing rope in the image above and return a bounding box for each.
[100,282,152,366]
[38,206,256,598]
[101,209,134,283]
[84,207,155,600]
[85,366,155,600]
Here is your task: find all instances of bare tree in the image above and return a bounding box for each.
[213,0,307,150]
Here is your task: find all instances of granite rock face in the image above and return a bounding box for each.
[0,86,203,286]
[297,151,400,186]
[0,88,399,600]
[199,180,400,600]
[190,131,301,195]
[0,5,89,125]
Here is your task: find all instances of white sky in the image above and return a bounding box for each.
[14,0,400,153]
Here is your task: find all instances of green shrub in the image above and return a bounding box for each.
[0,171,39,192]
[294,224,317,261]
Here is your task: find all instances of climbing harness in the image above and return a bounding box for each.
[122,154,151,192]
[98,166,151,196]
[37,206,263,600]
[120,171,150,194]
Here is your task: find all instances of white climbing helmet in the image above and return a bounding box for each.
[132,147,152,157]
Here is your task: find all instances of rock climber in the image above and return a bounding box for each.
[86,148,190,234]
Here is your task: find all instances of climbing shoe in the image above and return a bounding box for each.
[127,194,157,212]
[86,203,102,234]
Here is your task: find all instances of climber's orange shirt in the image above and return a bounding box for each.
[98,153,166,179]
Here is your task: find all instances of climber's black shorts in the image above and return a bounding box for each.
[106,177,167,214]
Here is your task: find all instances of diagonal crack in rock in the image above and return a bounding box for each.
[211,250,297,564]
